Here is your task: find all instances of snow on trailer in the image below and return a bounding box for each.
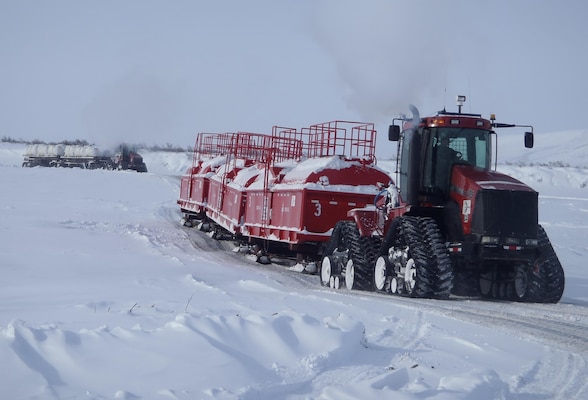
[178,121,392,264]
[23,144,103,168]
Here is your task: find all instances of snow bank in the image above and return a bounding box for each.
[0,142,26,166]
[0,311,368,399]
[140,149,192,175]
[498,129,588,168]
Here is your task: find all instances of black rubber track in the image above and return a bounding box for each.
[322,221,347,256]
[361,235,383,291]
[342,221,381,291]
[398,216,436,297]
[419,217,454,299]
[524,225,565,303]
[451,269,479,297]
[379,217,401,256]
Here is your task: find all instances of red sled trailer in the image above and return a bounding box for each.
[178,133,233,218]
[178,121,393,264]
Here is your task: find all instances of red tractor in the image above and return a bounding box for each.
[321,96,565,302]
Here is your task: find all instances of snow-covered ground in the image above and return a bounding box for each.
[1,130,587,399]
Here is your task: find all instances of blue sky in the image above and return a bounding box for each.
[1,0,587,154]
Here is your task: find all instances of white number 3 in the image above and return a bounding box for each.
[314,202,322,217]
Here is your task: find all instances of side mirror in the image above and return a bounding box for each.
[524,131,534,148]
[388,125,400,141]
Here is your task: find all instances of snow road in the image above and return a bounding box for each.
[1,142,588,399]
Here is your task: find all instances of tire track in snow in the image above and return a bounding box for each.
[360,296,588,356]
[352,294,588,399]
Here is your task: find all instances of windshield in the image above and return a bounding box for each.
[423,127,491,191]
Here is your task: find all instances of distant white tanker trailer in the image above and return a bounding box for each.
[22,144,147,172]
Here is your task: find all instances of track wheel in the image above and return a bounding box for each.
[404,258,418,293]
[332,276,341,289]
[373,256,391,292]
[390,276,403,295]
[513,264,529,299]
[256,254,271,264]
[320,255,336,287]
[345,259,355,290]
[479,270,493,297]
[180,217,193,227]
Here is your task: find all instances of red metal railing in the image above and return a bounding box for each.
[192,120,377,169]
[271,126,305,162]
[192,132,234,167]
[305,120,376,162]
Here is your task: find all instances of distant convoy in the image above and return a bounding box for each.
[177,96,565,303]
[22,144,147,172]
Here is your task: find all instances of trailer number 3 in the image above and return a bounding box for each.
[311,200,322,217]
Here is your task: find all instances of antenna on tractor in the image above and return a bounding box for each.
[456,95,466,114]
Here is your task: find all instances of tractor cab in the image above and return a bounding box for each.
[390,109,493,207]
[388,95,540,250]
[420,116,493,204]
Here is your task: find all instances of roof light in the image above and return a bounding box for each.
[476,120,484,126]
[456,95,466,113]
[451,119,460,125]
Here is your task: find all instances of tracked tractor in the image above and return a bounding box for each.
[321,96,565,302]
